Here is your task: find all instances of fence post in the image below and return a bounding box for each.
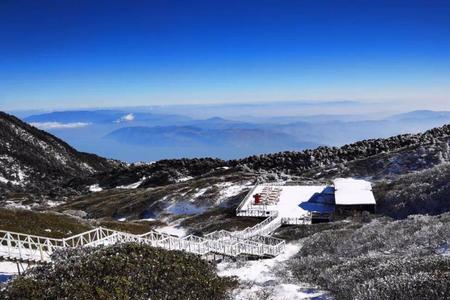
[17,238,22,260]
[39,243,44,261]
[7,233,12,257]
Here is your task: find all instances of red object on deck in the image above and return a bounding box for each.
[253,194,261,204]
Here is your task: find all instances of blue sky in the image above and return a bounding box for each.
[1,0,449,111]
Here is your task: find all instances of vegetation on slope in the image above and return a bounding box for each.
[288,213,450,300]
[1,243,237,300]
[0,208,92,238]
[0,208,162,238]
[374,163,450,218]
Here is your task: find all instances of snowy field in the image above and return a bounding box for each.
[217,243,327,299]
[0,245,51,262]
[0,261,29,283]
[155,225,187,237]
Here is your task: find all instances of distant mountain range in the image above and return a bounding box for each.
[14,108,450,161]
[106,125,318,150]
[25,110,190,126]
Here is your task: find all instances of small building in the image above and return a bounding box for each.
[236,178,376,225]
[333,178,376,214]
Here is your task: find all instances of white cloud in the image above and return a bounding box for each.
[30,122,91,129]
[115,113,135,123]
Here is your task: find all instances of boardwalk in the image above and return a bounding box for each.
[0,219,286,263]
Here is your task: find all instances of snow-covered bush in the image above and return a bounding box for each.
[375,163,450,218]
[299,214,450,258]
[1,243,237,299]
[354,271,450,300]
[321,255,450,299]
[289,214,450,300]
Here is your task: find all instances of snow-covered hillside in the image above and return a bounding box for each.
[0,112,120,194]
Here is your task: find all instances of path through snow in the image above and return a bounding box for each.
[0,261,31,283]
[217,243,326,300]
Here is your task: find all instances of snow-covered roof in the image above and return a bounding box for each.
[333,178,376,205]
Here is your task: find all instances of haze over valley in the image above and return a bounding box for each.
[15,103,450,161]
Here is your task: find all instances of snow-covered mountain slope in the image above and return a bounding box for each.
[0,112,120,193]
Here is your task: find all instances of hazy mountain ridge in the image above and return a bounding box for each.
[21,109,450,161]
[24,110,191,125]
[106,125,319,150]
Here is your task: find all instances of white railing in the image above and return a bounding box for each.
[236,184,258,213]
[281,213,312,225]
[0,224,286,263]
[0,183,305,263]
[234,213,283,239]
[0,230,64,262]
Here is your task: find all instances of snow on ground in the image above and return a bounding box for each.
[4,201,32,210]
[216,182,250,204]
[0,262,19,275]
[46,200,64,208]
[80,162,95,173]
[0,156,30,186]
[189,187,209,201]
[155,225,187,237]
[167,201,206,215]
[177,176,193,183]
[16,168,26,182]
[88,184,103,192]
[116,177,146,189]
[0,155,14,162]
[0,243,49,264]
[0,175,21,186]
[131,161,155,166]
[217,243,325,300]
[139,218,155,222]
[0,262,18,283]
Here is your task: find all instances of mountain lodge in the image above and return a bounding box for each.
[236,178,376,224]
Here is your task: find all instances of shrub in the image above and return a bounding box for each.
[354,271,450,300]
[321,255,450,300]
[288,214,450,300]
[1,243,237,300]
